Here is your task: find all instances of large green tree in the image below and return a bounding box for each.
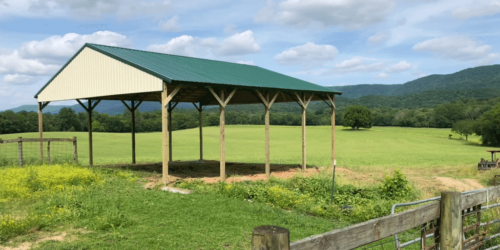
[342,105,374,130]
[451,120,475,141]
[475,104,500,146]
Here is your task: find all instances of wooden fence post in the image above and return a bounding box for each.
[73,137,78,164]
[440,191,462,250]
[252,226,290,250]
[17,137,23,167]
[47,141,51,164]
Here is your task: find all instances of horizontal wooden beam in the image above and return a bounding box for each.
[461,186,500,210]
[290,201,440,250]
[163,86,182,107]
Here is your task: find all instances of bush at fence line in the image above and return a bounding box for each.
[0,164,101,201]
[173,171,417,223]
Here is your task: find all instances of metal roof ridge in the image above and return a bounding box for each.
[85,43,260,67]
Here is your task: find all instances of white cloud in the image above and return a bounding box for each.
[148,31,260,58]
[368,31,389,44]
[0,0,172,20]
[386,61,412,73]
[215,30,260,56]
[3,74,35,85]
[0,51,59,76]
[273,0,396,29]
[376,72,390,78]
[0,31,131,79]
[333,57,385,73]
[452,0,500,19]
[159,15,181,32]
[274,42,338,67]
[19,31,132,62]
[147,35,218,57]
[413,36,498,62]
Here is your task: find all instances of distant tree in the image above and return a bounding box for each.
[451,120,475,141]
[475,104,500,146]
[57,108,81,131]
[342,106,374,130]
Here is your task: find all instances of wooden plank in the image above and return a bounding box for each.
[17,138,74,142]
[461,186,500,209]
[208,86,224,106]
[290,201,440,250]
[163,86,181,107]
[252,226,290,250]
[76,99,89,112]
[162,82,170,183]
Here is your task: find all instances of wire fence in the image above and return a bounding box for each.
[0,137,77,166]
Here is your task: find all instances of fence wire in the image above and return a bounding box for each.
[0,139,74,166]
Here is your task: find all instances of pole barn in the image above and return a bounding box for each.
[35,43,342,182]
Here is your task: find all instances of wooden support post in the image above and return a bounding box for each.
[73,137,78,164]
[47,141,51,164]
[193,102,203,160]
[162,86,169,183]
[252,226,290,250]
[220,90,226,180]
[88,102,93,166]
[161,84,180,183]
[131,101,136,164]
[76,99,100,166]
[327,94,336,168]
[256,91,279,178]
[38,103,43,163]
[168,102,173,162]
[440,192,462,250]
[208,86,237,180]
[18,137,23,167]
[295,93,313,172]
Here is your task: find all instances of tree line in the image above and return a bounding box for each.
[1,97,499,145]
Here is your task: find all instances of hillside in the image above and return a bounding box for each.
[334,64,500,98]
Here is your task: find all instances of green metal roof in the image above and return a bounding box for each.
[36,43,341,98]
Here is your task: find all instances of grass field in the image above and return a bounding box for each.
[1,126,497,168]
[1,126,500,249]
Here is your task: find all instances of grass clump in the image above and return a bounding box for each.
[175,170,417,223]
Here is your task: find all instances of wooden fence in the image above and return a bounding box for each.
[0,137,77,166]
[252,186,500,250]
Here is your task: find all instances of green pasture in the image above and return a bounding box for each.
[0,126,497,168]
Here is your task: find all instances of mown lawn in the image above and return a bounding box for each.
[0,126,497,168]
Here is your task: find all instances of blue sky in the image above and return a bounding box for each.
[1,0,500,110]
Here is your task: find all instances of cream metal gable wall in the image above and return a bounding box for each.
[37,47,163,102]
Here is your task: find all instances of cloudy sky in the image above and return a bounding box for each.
[1,0,500,110]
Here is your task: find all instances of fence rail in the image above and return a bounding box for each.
[0,137,77,166]
[252,186,500,250]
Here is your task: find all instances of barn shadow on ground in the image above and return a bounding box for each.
[99,160,321,183]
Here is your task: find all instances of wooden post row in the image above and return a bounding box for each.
[256,90,279,178]
[47,141,51,164]
[76,99,100,166]
[38,101,50,163]
[252,226,290,250]
[192,102,203,161]
[294,93,313,172]
[440,192,462,250]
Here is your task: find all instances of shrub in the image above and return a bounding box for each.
[380,170,414,199]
